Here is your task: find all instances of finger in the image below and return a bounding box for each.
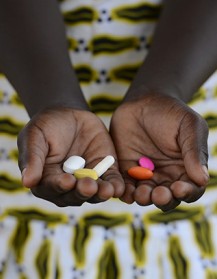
[134,184,153,206]
[87,180,115,203]
[102,170,125,198]
[179,114,209,186]
[56,178,99,206]
[17,126,48,188]
[61,178,114,205]
[116,159,139,202]
[75,177,98,198]
[97,180,114,200]
[31,175,99,207]
[31,172,77,201]
[170,180,206,203]
[151,186,181,211]
[119,182,136,204]
[120,168,136,204]
[92,155,126,198]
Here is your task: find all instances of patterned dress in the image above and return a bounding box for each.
[1,0,217,278]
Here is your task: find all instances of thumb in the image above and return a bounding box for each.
[183,149,209,186]
[17,126,48,188]
[179,114,209,186]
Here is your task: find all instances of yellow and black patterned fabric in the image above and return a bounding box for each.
[1,0,217,278]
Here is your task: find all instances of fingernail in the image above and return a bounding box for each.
[202,165,209,179]
[21,168,27,186]
[22,168,26,178]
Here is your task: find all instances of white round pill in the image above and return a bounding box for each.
[93,155,115,177]
[63,156,86,174]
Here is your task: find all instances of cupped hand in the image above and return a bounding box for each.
[110,93,209,211]
[18,107,125,206]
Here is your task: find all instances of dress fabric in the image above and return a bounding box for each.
[1,0,217,278]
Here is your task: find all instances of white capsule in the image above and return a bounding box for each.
[93,155,115,177]
[63,155,85,174]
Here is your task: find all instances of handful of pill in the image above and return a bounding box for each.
[128,156,155,180]
[63,155,115,180]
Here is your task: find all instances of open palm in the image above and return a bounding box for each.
[18,107,124,206]
[110,94,209,211]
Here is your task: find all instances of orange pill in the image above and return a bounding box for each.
[128,166,153,180]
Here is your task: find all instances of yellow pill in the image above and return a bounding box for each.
[74,168,98,180]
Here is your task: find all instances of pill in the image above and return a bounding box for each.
[128,166,153,180]
[63,155,85,174]
[93,155,115,177]
[74,168,98,180]
[139,156,155,171]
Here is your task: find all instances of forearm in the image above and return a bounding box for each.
[0,0,88,117]
[124,0,217,102]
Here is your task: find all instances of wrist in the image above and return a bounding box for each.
[123,83,184,104]
[35,100,90,115]
[123,63,192,104]
[27,100,90,118]
[18,75,90,117]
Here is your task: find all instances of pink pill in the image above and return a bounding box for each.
[139,156,155,171]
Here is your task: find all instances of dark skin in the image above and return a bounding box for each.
[110,0,217,210]
[1,0,216,210]
[18,108,125,206]
[110,93,209,210]
[0,0,126,204]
